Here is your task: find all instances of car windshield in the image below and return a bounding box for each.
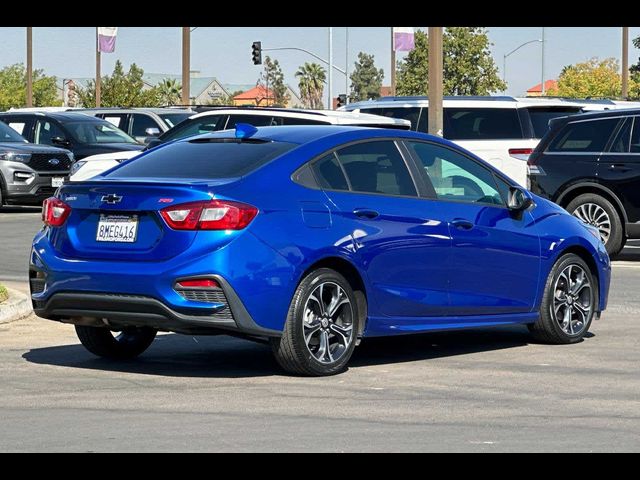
[0,121,28,143]
[527,107,584,138]
[65,120,139,144]
[159,113,192,129]
[158,115,225,143]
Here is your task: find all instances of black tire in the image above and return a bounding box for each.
[528,253,596,344]
[566,193,623,257]
[271,268,360,376]
[75,325,157,359]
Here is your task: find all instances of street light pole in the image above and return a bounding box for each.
[428,27,443,137]
[182,27,190,106]
[502,39,543,93]
[26,27,32,108]
[541,27,546,95]
[622,27,629,99]
[345,27,349,103]
[95,27,101,107]
[328,27,333,109]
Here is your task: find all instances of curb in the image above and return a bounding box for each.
[0,288,33,324]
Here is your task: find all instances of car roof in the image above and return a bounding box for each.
[0,111,106,122]
[344,95,586,110]
[183,124,436,146]
[189,108,410,127]
[556,107,640,122]
[80,108,193,114]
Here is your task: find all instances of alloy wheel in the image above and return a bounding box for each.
[572,203,611,244]
[551,264,593,336]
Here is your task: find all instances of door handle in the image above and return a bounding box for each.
[451,219,474,230]
[353,208,380,219]
[608,164,631,172]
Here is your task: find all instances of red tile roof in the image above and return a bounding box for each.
[527,80,558,93]
[234,85,274,100]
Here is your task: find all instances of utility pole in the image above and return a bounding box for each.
[345,27,349,103]
[95,27,101,107]
[182,27,190,106]
[391,28,396,96]
[428,27,443,137]
[622,27,629,99]
[541,27,546,96]
[328,27,333,109]
[26,27,33,107]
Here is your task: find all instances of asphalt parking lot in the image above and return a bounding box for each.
[0,207,639,452]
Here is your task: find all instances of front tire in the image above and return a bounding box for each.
[271,268,360,376]
[567,193,623,257]
[529,253,596,344]
[75,325,157,359]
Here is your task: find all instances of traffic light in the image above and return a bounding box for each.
[336,94,347,108]
[251,41,262,65]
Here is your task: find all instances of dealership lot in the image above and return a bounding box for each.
[0,208,639,452]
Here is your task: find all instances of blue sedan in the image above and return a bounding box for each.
[30,125,611,376]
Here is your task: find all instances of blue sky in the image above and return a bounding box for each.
[1,27,638,102]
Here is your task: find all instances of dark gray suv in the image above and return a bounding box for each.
[0,121,73,207]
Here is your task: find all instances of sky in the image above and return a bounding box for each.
[0,27,638,104]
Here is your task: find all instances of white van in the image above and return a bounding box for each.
[341,96,585,186]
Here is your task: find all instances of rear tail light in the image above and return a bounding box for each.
[176,279,220,289]
[509,148,534,162]
[42,197,71,227]
[526,151,546,176]
[160,200,258,231]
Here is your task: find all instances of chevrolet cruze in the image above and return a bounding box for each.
[30,125,611,376]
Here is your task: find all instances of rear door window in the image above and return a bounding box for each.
[525,107,584,138]
[130,114,160,137]
[444,108,522,140]
[547,118,621,153]
[34,119,66,146]
[311,153,349,190]
[609,118,632,153]
[99,114,128,129]
[334,140,417,196]
[631,117,640,153]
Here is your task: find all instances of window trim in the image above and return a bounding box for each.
[291,137,422,200]
[401,138,511,209]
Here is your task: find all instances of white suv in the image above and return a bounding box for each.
[69,108,410,181]
[341,96,585,186]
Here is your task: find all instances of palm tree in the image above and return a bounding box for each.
[295,62,327,109]
[158,78,182,106]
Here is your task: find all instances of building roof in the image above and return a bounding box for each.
[527,80,558,94]
[233,85,274,101]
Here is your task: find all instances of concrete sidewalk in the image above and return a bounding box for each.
[0,284,32,324]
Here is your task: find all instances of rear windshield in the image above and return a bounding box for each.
[105,138,296,179]
[526,107,583,138]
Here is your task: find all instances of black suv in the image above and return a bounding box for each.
[0,112,144,160]
[528,108,640,256]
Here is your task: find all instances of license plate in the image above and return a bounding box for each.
[96,215,139,243]
[52,177,65,188]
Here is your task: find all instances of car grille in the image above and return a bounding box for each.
[176,288,234,320]
[30,278,46,294]
[27,153,72,172]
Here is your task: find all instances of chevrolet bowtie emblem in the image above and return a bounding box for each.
[101,194,123,204]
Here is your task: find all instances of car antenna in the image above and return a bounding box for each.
[235,123,258,142]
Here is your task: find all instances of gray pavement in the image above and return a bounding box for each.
[0,208,639,452]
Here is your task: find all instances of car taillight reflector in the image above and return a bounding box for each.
[42,197,71,227]
[509,148,534,162]
[176,279,220,289]
[160,200,258,231]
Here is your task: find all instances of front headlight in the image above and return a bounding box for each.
[70,161,87,176]
[0,151,31,163]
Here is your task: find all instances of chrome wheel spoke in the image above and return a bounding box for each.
[572,203,610,243]
[551,263,593,337]
[329,322,353,346]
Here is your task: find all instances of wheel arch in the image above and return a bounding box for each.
[299,256,368,337]
[556,182,628,226]
[556,245,600,312]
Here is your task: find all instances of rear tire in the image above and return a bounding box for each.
[75,325,157,359]
[271,268,360,376]
[566,193,623,257]
[528,253,596,344]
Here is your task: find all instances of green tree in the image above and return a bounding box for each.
[296,62,326,109]
[77,60,161,107]
[349,52,384,102]
[396,28,506,96]
[0,63,59,111]
[630,35,640,74]
[259,56,289,106]
[546,58,626,98]
[158,78,182,106]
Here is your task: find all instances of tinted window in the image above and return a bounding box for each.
[408,141,504,206]
[548,118,620,152]
[312,154,349,190]
[335,141,417,196]
[226,115,276,129]
[444,108,522,140]
[0,121,27,142]
[130,114,160,137]
[360,107,422,130]
[526,107,583,138]
[65,120,138,144]
[279,117,327,126]
[609,118,632,153]
[159,113,192,128]
[106,140,295,179]
[160,115,225,142]
[34,120,66,145]
[99,114,127,128]
[631,117,640,153]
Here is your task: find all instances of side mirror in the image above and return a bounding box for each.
[143,138,162,151]
[51,136,71,147]
[508,186,534,212]
[145,127,160,137]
